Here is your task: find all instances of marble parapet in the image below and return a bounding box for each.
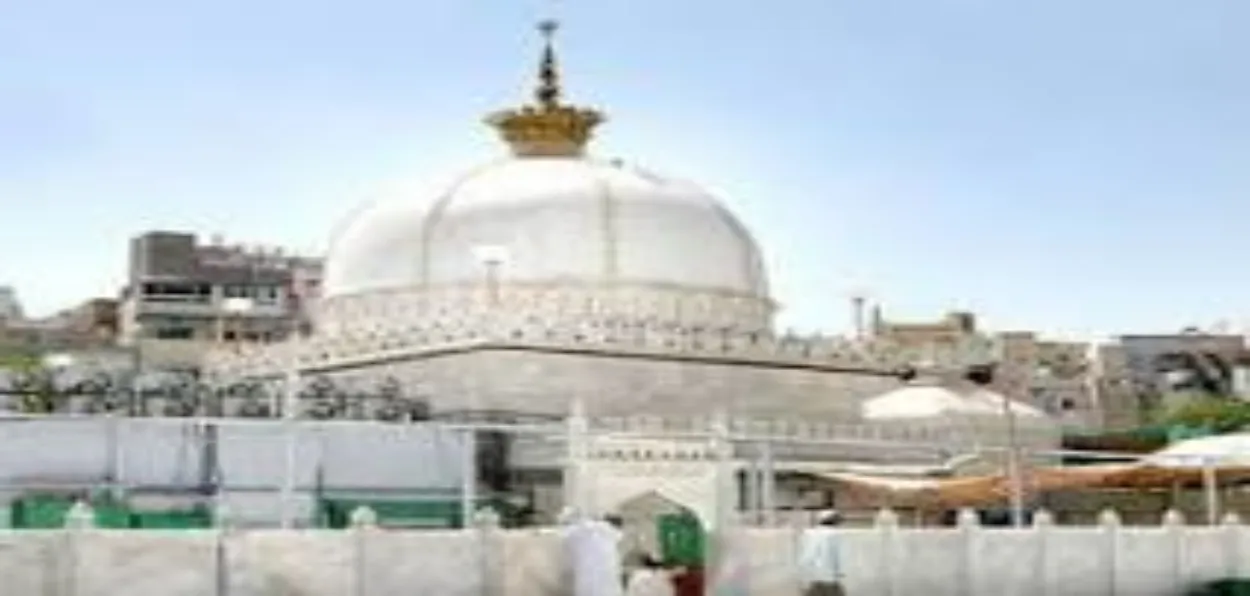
[203,306,996,382]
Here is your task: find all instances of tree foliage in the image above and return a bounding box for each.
[1160,395,1250,434]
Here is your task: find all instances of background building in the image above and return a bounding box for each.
[1112,331,1249,417]
[871,309,1096,427]
[868,306,1250,431]
[0,286,23,321]
[118,231,322,370]
[0,295,120,361]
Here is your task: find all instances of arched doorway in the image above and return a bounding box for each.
[571,437,725,529]
[615,491,701,565]
[614,491,707,596]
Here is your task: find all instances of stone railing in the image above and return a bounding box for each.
[204,305,998,381]
[589,414,1058,451]
[511,413,1062,469]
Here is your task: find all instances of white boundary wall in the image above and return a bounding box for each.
[0,506,568,596]
[713,508,1250,596]
[8,505,1250,596]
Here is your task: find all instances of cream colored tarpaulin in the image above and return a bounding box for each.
[1026,435,1250,524]
[818,460,1250,518]
[810,471,1008,508]
[807,435,1250,525]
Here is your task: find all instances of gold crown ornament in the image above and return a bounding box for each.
[486,20,605,158]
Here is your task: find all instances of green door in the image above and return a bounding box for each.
[657,512,704,566]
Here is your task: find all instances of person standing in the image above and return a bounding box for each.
[564,515,626,596]
[798,510,846,596]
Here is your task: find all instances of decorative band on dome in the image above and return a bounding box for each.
[485,19,604,158]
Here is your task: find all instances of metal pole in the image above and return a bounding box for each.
[105,412,120,498]
[1002,396,1026,528]
[761,439,776,527]
[1086,344,1107,429]
[564,398,589,514]
[130,333,142,416]
[744,446,759,525]
[1204,457,1220,525]
[279,338,300,529]
[712,410,734,531]
[461,429,478,528]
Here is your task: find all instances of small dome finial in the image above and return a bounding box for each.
[535,19,561,108]
[485,19,604,158]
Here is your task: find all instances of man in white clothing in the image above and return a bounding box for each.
[564,516,626,596]
[798,510,846,596]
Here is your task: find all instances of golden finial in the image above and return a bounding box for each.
[486,19,604,158]
[535,19,561,108]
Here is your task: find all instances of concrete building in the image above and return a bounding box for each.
[0,286,22,321]
[871,309,978,346]
[0,295,120,361]
[119,231,322,370]
[51,298,120,341]
[870,308,1250,430]
[1110,331,1249,417]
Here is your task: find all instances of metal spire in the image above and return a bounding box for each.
[535,19,562,109]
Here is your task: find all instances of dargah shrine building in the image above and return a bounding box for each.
[205,21,1060,522]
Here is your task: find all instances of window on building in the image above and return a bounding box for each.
[254,285,280,304]
[142,283,210,302]
[222,284,281,304]
[154,327,194,340]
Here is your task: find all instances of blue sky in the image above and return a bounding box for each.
[1,0,1247,338]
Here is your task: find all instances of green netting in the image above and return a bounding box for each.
[1062,423,1213,456]
[128,507,213,529]
[1168,424,1215,442]
[8,495,212,530]
[317,497,518,529]
[9,496,129,529]
[319,498,461,529]
[657,513,705,566]
[1187,579,1250,596]
[1067,423,1218,442]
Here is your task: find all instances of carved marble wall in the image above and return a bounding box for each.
[205,285,996,391]
[316,282,777,338]
[318,348,902,420]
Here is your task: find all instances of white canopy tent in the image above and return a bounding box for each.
[1143,432,1250,524]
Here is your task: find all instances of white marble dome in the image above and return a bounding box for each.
[861,383,1060,457]
[323,157,768,301]
[862,384,1048,421]
[316,23,777,336]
